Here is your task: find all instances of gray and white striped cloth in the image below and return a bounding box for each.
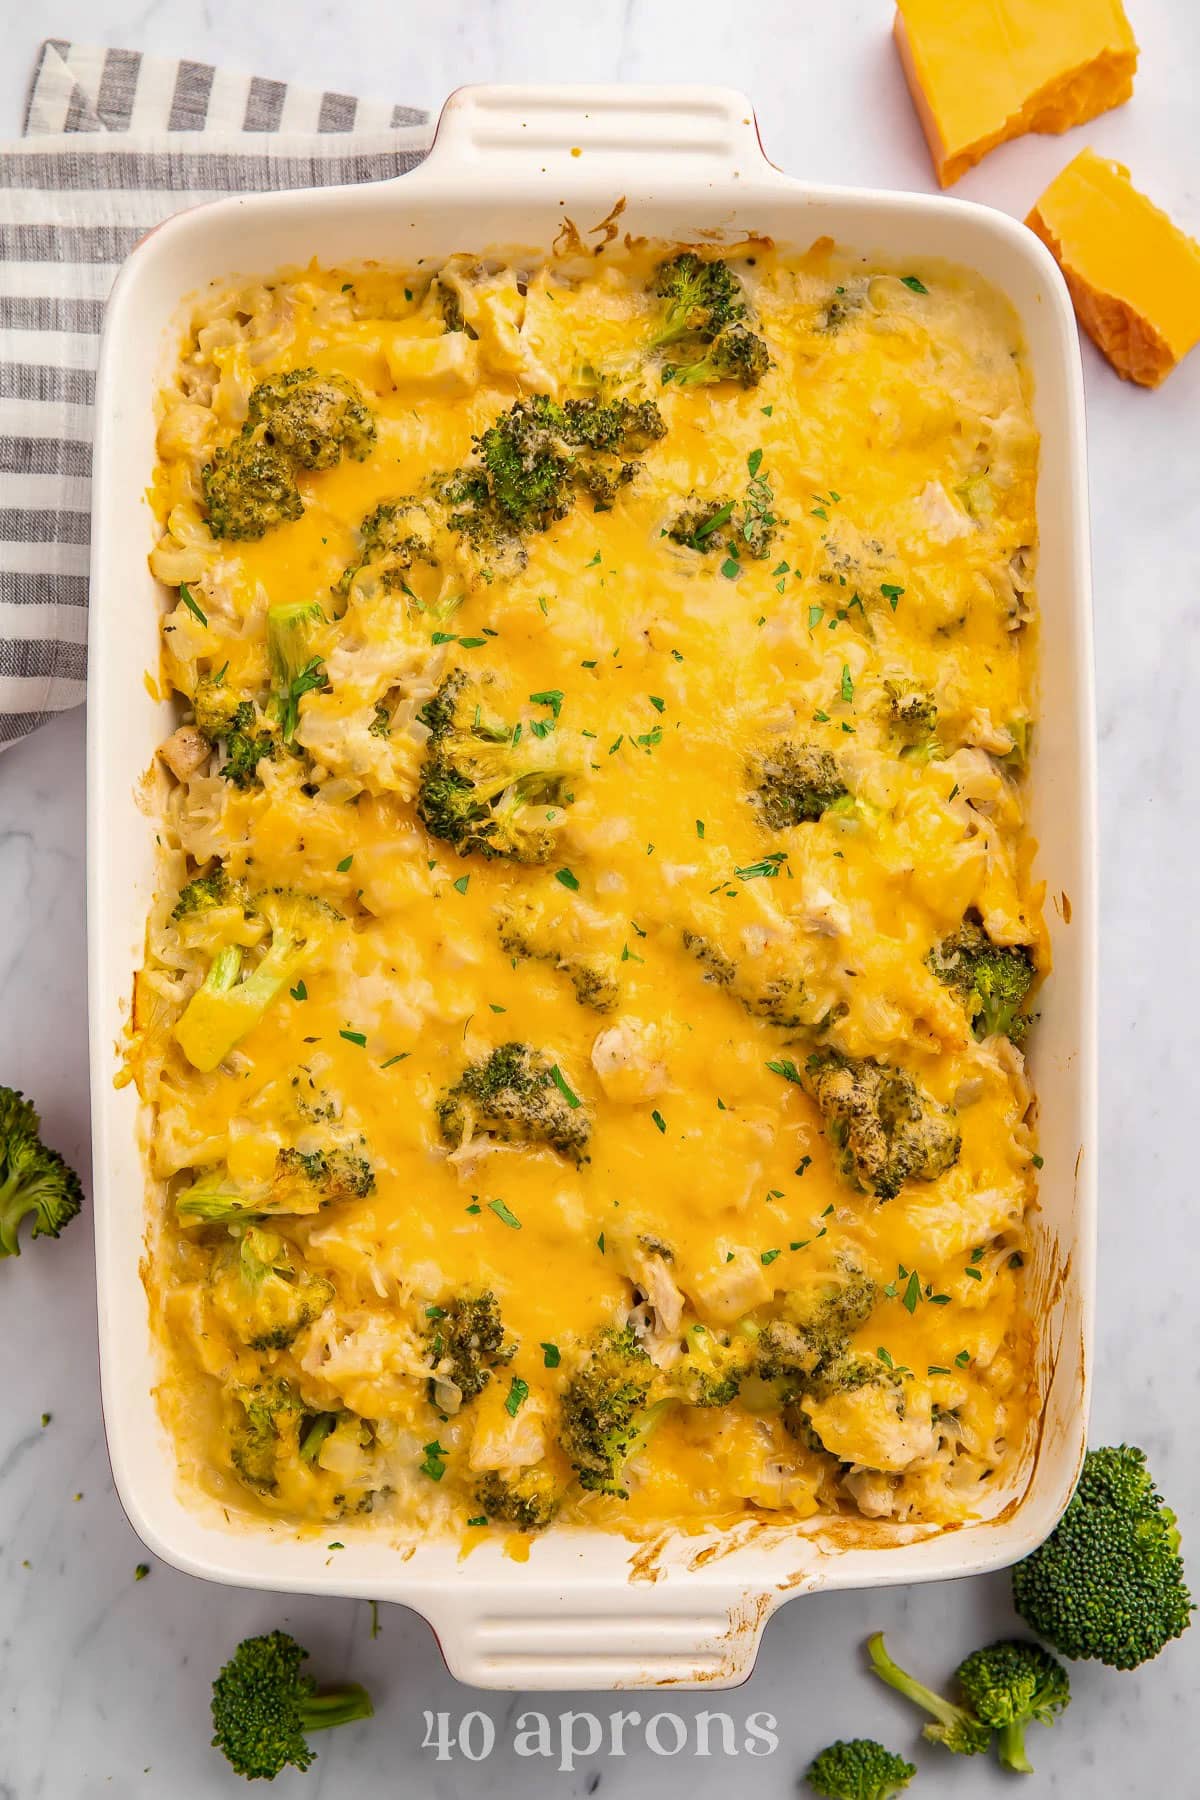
[0,39,432,748]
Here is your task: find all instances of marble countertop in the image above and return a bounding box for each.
[1,2,1198,1794]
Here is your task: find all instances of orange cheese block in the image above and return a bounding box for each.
[893,0,1138,187]
[1027,149,1200,387]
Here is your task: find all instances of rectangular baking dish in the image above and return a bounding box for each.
[88,84,1097,1690]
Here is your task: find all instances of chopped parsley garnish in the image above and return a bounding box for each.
[881,582,904,608]
[336,854,354,872]
[650,1109,667,1134]
[339,1028,367,1048]
[488,1197,522,1230]
[290,980,307,1002]
[840,664,854,703]
[453,874,470,894]
[178,582,207,626]
[766,1058,803,1084]
[540,1342,561,1369]
[504,1377,530,1417]
[761,1248,781,1266]
[419,1441,448,1481]
[900,274,929,294]
[549,1064,581,1109]
[734,852,788,881]
[555,867,580,891]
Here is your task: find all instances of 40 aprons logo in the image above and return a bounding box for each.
[421,1706,780,1769]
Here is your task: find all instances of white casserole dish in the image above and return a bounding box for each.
[88,84,1097,1691]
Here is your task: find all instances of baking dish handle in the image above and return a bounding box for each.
[419,84,784,188]
[423,1582,779,1690]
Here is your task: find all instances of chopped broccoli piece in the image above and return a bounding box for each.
[806,1737,916,1799]
[436,1042,591,1164]
[266,600,327,743]
[671,1323,755,1407]
[223,1227,335,1351]
[272,1145,375,1204]
[756,1273,878,1401]
[1011,1444,1194,1669]
[667,495,736,551]
[664,323,770,389]
[954,1639,1070,1774]
[804,1052,961,1202]
[339,497,438,595]
[428,1292,514,1403]
[0,1085,83,1259]
[210,1629,373,1780]
[193,672,251,743]
[174,892,341,1072]
[749,741,848,828]
[884,680,939,754]
[417,669,576,863]
[202,438,302,541]
[680,929,820,1032]
[928,917,1035,1043]
[497,905,620,1014]
[866,1632,993,1757]
[648,253,747,350]
[170,864,246,922]
[245,368,376,469]
[473,394,665,532]
[229,1379,303,1492]
[560,1326,667,1497]
[475,1468,561,1531]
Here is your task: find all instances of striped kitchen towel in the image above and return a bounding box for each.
[0,39,432,748]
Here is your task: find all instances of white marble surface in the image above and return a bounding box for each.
[1,2,1198,1794]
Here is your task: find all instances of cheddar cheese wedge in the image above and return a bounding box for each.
[894,0,1138,187]
[1028,148,1200,387]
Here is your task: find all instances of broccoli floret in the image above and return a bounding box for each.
[866,1632,993,1757]
[756,1274,878,1400]
[473,395,665,532]
[804,1052,961,1202]
[436,1042,591,1165]
[230,1379,302,1492]
[0,1086,83,1259]
[884,681,939,754]
[203,437,303,541]
[817,285,866,334]
[667,495,736,551]
[805,1737,916,1799]
[954,1640,1070,1774]
[1011,1444,1194,1670]
[339,497,439,595]
[497,906,620,1014]
[749,741,849,828]
[174,892,341,1072]
[246,369,376,469]
[193,671,251,742]
[417,669,575,863]
[427,1292,514,1403]
[664,323,770,389]
[561,1326,668,1498]
[648,253,747,350]
[671,1323,755,1407]
[171,863,246,922]
[223,1227,335,1351]
[210,1629,373,1781]
[475,1468,561,1531]
[928,917,1035,1043]
[680,930,819,1032]
[266,600,327,744]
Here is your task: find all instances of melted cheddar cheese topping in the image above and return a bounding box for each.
[137,241,1044,1542]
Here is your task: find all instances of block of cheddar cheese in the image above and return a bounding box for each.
[1027,149,1200,387]
[893,0,1138,187]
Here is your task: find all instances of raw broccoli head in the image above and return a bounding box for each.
[475,1468,561,1531]
[0,1085,83,1259]
[246,368,376,469]
[1011,1444,1194,1670]
[867,1632,993,1757]
[804,1052,961,1202]
[436,1042,591,1164]
[203,437,303,541]
[428,1291,514,1403]
[210,1629,373,1781]
[928,916,1035,1043]
[229,1227,336,1351]
[417,669,575,863]
[229,1379,303,1492]
[664,323,770,389]
[560,1326,663,1497]
[649,253,747,348]
[806,1737,916,1799]
[749,741,848,828]
[954,1639,1070,1774]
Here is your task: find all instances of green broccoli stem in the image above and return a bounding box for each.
[996,1720,1034,1776]
[300,1685,374,1732]
[867,1633,965,1734]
